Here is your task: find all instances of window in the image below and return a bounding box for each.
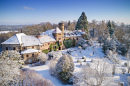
[21,55,24,60]
[48,43,50,45]
[77,37,78,40]
[32,46,34,48]
[58,38,61,40]
[32,54,34,57]
[23,47,26,50]
[13,47,16,50]
[58,33,61,35]
[6,47,8,50]
[26,55,29,57]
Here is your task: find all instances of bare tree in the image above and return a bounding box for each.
[21,68,54,86]
[107,50,120,76]
[75,59,117,86]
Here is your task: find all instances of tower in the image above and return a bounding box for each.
[59,23,64,34]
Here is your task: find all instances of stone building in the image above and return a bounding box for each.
[1,23,86,63]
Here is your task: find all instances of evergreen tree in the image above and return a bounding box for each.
[68,20,70,26]
[107,20,115,38]
[55,54,74,81]
[75,12,89,33]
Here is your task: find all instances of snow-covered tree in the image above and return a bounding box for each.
[107,50,120,76]
[82,44,88,50]
[55,54,74,82]
[49,59,58,75]
[107,20,115,38]
[127,76,130,86]
[75,59,117,86]
[75,12,89,33]
[21,68,54,86]
[126,49,130,73]
[77,38,86,47]
[0,50,21,86]
[121,68,126,74]
[38,53,48,64]
[48,51,62,61]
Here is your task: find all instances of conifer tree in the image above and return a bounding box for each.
[75,12,89,33]
[107,20,115,38]
[68,20,70,26]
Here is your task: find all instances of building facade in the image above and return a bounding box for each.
[1,23,86,63]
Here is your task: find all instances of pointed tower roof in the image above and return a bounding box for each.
[53,27,62,33]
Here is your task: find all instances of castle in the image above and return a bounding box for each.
[1,23,86,63]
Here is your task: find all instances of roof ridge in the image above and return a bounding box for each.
[15,34,21,44]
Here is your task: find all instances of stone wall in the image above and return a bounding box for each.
[2,44,21,52]
[22,52,40,64]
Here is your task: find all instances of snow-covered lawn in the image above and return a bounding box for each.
[23,41,129,86]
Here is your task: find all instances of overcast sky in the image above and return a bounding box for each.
[0,0,130,25]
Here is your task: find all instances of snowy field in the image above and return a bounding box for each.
[23,41,130,86]
[0,31,18,34]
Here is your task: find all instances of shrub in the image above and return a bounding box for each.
[38,53,48,64]
[82,44,87,50]
[84,58,86,62]
[28,59,33,64]
[43,49,49,54]
[49,60,58,76]
[77,59,80,63]
[124,62,127,67]
[55,54,74,82]
[63,39,73,48]
[121,68,126,74]
[82,56,86,59]
[48,51,62,61]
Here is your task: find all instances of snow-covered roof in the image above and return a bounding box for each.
[41,29,55,39]
[21,49,41,54]
[38,34,56,43]
[81,32,85,34]
[53,27,62,33]
[64,30,82,37]
[1,33,26,44]
[21,35,42,47]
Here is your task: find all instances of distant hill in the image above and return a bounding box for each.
[0,25,27,31]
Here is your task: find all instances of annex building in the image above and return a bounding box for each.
[1,23,86,63]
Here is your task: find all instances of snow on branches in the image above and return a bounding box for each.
[0,50,21,85]
[55,54,74,81]
[21,68,54,86]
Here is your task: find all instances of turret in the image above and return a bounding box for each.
[59,23,64,34]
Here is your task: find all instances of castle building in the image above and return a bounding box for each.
[1,23,86,63]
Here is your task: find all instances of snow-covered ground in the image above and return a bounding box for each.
[23,41,130,86]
